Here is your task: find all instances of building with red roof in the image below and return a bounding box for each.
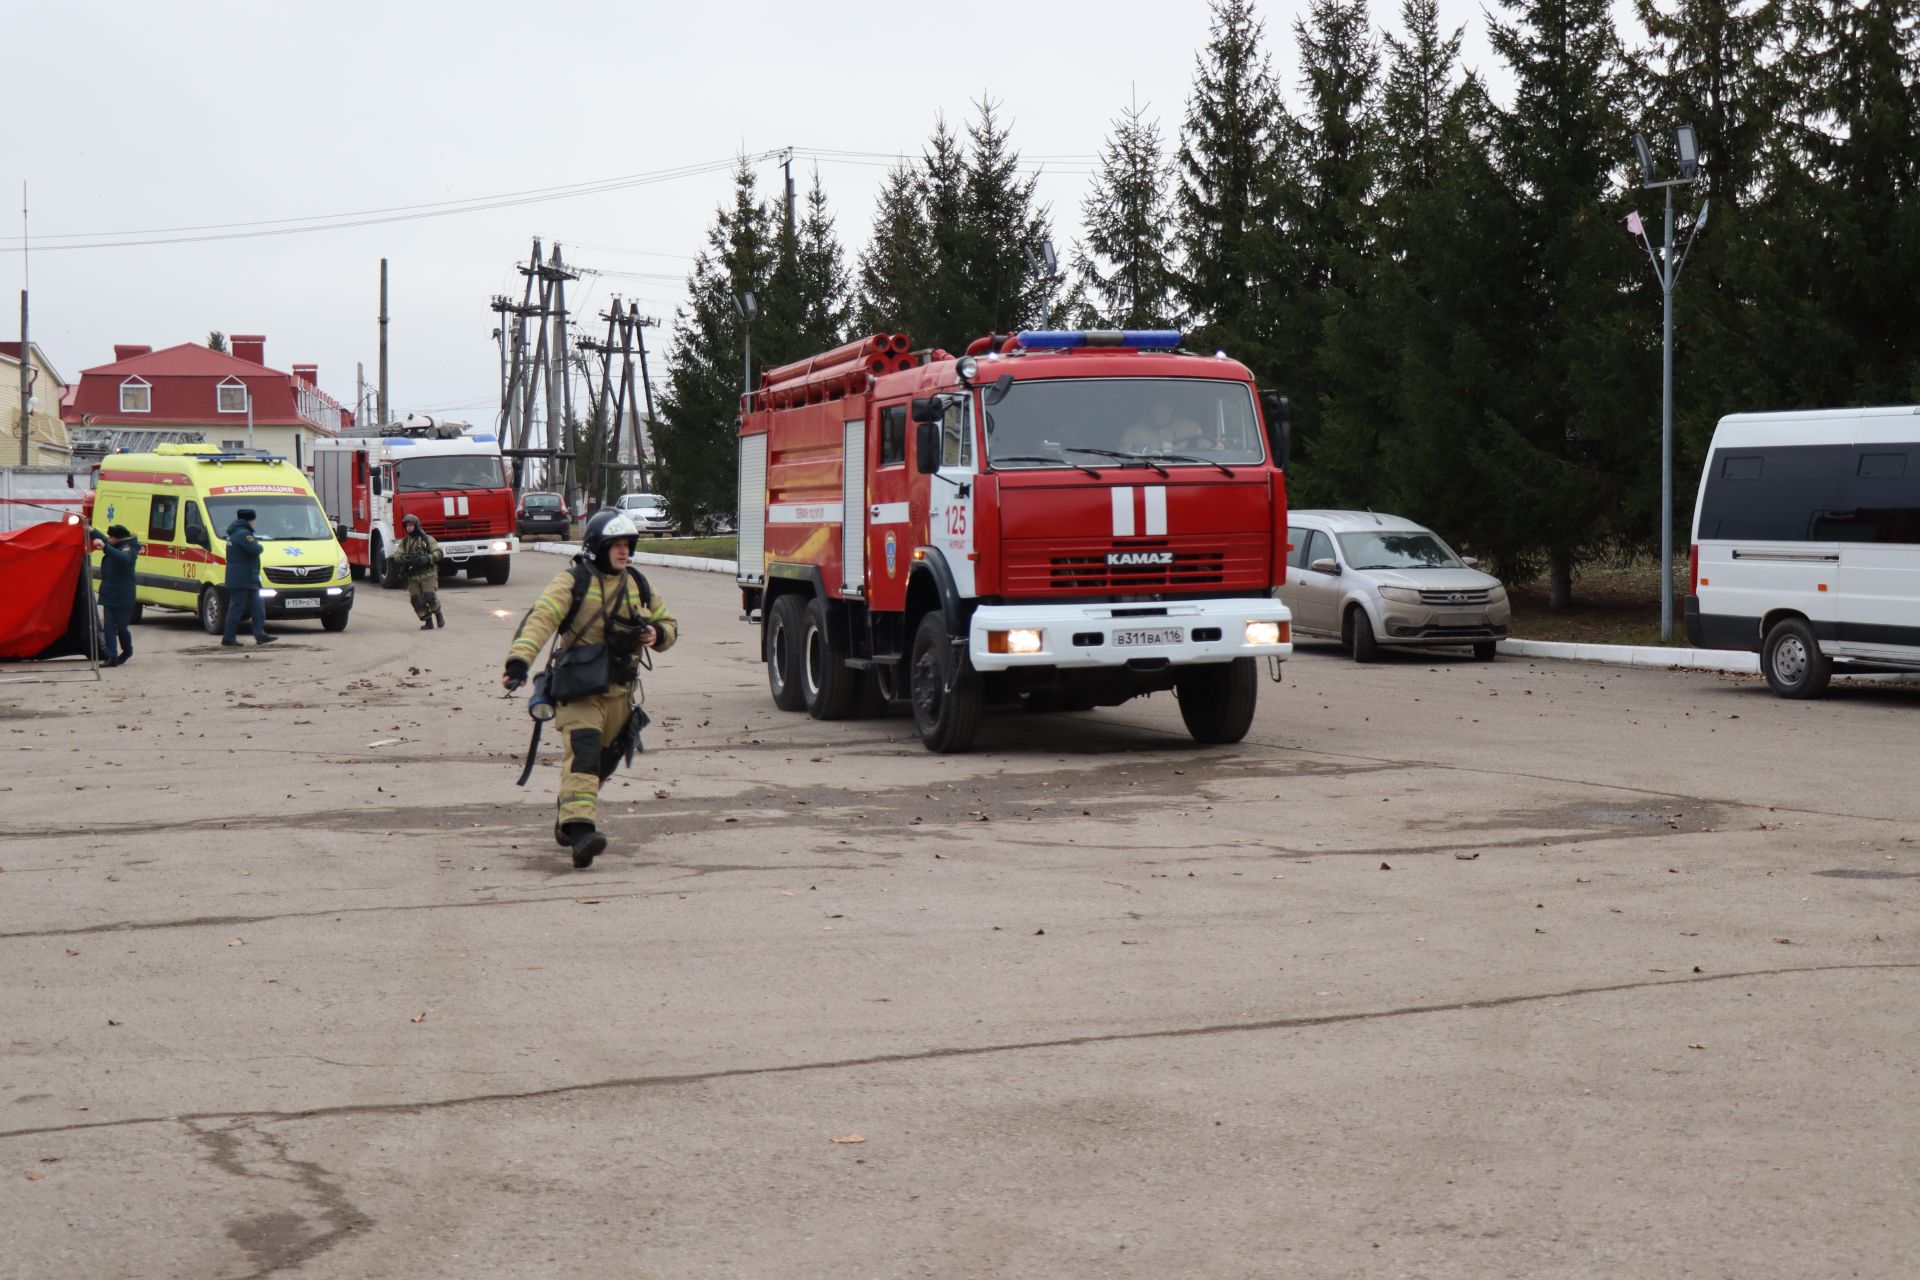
[61,334,352,471]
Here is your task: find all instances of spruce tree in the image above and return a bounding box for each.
[793,172,853,352]
[1489,0,1646,604]
[653,159,778,530]
[1071,99,1181,329]
[1175,0,1288,363]
[1290,0,1382,294]
[959,99,1055,343]
[855,160,933,340]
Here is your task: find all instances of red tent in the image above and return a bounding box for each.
[0,519,96,662]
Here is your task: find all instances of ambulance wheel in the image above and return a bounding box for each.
[321,609,350,633]
[765,593,807,712]
[910,612,981,754]
[1177,657,1259,744]
[197,587,226,636]
[801,597,856,720]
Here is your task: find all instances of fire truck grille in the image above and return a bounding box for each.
[1000,534,1272,596]
[264,566,331,586]
[433,518,490,537]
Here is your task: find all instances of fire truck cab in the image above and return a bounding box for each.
[313,417,517,588]
[738,330,1294,752]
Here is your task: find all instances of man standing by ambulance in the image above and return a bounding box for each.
[221,507,277,647]
[91,523,142,667]
[501,509,676,868]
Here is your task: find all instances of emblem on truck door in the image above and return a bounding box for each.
[1107,551,1174,566]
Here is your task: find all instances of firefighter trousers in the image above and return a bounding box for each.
[406,573,440,621]
[552,687,633,825]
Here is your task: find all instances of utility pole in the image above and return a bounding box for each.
[634,309,659,494]
[782,148,796,237]
[355,362,366,429]
[15,290,26,467]
[377,258,390,427]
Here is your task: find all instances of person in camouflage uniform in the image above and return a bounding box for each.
[501,508,677,868]
[396,514,444,629]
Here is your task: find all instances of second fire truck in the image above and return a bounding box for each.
[738,329,1295,752]
[313,416,518,588]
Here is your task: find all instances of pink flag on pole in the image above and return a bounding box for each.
[1626,211,1645,236]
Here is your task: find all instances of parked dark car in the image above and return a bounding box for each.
[515,491,572,540]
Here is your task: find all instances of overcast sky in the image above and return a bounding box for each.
[12,0,1644,428]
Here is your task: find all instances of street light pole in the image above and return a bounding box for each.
[733,291,759,402]
[1630,127,1708,642]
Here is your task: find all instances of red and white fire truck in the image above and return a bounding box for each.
[313,416,517,588]
[737,329,1295,752]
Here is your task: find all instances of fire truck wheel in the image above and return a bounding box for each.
[1176,658,1259,744]
[484,558,511,586]
[370,538,398,589]
[910,613,982,754]
[801,597,856,720]
[765,593,808,712]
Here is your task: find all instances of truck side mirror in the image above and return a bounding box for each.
[911,397,941,424]
[371,469,384,496]
[1260,391,1291,470]
[984,373,1015,406]
[914,421,942,474]
[187,528,210,551]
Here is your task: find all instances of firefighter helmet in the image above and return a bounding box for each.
[581,508,641,558]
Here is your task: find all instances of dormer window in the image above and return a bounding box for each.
[119,377,151,414]
[217,377,249,414]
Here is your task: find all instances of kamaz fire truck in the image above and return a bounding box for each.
[313,416,517,588]
[737,329,1295,752]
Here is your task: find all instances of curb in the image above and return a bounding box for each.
[522,544,1912,682]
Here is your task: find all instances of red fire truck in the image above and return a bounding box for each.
[737,329,1295,752]
[313,417,517,588]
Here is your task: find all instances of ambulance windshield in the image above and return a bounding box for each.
[396,454,506,491]
[207,495,333,541]
[985,378,1266,469]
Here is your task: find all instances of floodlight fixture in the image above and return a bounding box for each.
[1675,124,1700,180]
[1633,133,1656,185]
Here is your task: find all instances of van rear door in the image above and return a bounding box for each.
[1833,423,1920,661]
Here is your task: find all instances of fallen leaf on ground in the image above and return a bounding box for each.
[575,898,602,905]
[227,938,246,947]
[830,1133,865,1144]
[25,1171,45,1181]
[1688,1043,1707,1050]
[1454,852,1479,860]
[410,1010,428,1023]
[1379,862,1392,870]
[64,948,78,957]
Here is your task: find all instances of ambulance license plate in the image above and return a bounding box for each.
[284,598,321,610]
[1113,627,1182,647]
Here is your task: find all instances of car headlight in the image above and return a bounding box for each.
[1486,584,1508,603]
[336,558,351,580]
[1380,586,1422,605]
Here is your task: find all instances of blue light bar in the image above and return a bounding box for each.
[383,437,415,446]
[469,433,497,443]
[1016,330,1182,350]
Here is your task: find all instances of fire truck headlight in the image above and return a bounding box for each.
[955,355,980,385]
[1244,620,1286,647]
[490,540,510,552]
[986,628,1044,655]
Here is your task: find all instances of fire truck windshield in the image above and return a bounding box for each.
[206,495,333,541]
[985,378,1266,470]
[395,454,506,491]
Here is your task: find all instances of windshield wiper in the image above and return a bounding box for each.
[1064,447,1168,477]
[994,453,1101,478]
[1150,452,1236,477]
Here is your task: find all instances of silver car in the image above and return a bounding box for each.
[615,492,675,536]
[1276,510,1510,661]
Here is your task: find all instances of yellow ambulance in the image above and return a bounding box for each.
[89,444,355,633]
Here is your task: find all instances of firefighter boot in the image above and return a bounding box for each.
[559,820,606,869]
[434,607,445,628]
[419,618,435,630]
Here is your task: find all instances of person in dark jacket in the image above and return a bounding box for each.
[221,508,277,647]
[91,524,142,667]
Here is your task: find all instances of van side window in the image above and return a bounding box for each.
[149,494,179,543]
[1721,455,1764,481]
[1837,448,1920,544]
[879,406,906,466]
[183,501,208,548]
[1698,444,1850,540]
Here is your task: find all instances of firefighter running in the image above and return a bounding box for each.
[501,509,677,867]
[396,514,445,629]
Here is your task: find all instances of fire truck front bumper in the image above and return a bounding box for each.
[438,537,518,562]
[968,600,1293,673]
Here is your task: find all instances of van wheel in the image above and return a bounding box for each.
[909,613,981,753]
[197,587,226,636]
[1348,608,1379,662]
[801,597,856,720]
[321,610,350,633]
[1177,658,1259,744]
[765,593,807,712]
[1763,617,1832,698]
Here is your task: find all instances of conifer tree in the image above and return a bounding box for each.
[1071,99,1181,329]
[957,99,1055,344]
[793,172,853,352]
[1290,0,1382,294]
[653,160,778,530]
[855,159,933,340]
[1175,0,1288,362]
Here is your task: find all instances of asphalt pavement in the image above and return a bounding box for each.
[2,552,1916,1278]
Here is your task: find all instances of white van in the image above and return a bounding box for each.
[1686,406,1920,696]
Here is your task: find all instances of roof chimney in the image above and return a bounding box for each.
[113,344,153,362]
[231,334,266,365]
[292,363,319,387]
